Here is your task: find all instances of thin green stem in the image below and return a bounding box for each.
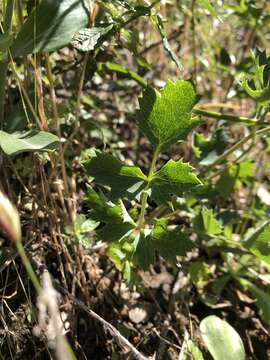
[10,58,43,129]
[137,146,160,230]
[202,126,270,173]
[16,241,42,294]
[0,0,15,128]
[150,125,270,223]
[193,108,259,125]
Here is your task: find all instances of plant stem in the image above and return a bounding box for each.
[193,108,258,125]
[137,146,160,229]
[16,241,42,294]
[10,58,43,129]
[0,0,15,128]
[97,65,265,127]
[202,125,270,172]
[76,53,89,126]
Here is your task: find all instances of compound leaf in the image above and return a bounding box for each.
[0,130,59,156]
[84,151,147,199]
[137,80,200,150]
[150,159,201,204]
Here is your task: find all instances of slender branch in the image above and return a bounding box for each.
[55,283,149,360]
[202,126,270,172]
[75,53,89,126]
[45,53,70,208]
[191,0,197,84]
[16,242,42,294]
[98,64,263,127]
[137,146,160,229]
[193,108,259,125]
[10,58,43,129]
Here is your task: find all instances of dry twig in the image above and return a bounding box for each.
[55,282,150,360]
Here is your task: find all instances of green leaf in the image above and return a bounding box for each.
[133,219,193,268]
[198,0,219,18]
[134,233,156,269]
[200,316,245,360]
[106,241,134,282]
[151,14,183,71]
[137,80,200,150]
[188,261,212,294]
[85,187,136,243]
[0,33,13,55]
[106,242,127,271]
[211,275,231,299]
[244,221,270,266]
[150,159,201,204]
[149,218,193,263]
[0,130,59,156]
[65,214,99,249]
[238,161,255,178]
[11,0,89,57]
[71,24,114,52]
[84,151,147,199]
[97,222,135,242]
[193,206,222,236]
[187,340,204,360]
[0,33,13,50]
[99,62,147,88]
[216,164,239,199]
[86,187,126,224]
[238,49,270,103]
[239,278,270,325]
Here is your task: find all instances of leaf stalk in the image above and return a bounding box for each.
[137,146,160,230]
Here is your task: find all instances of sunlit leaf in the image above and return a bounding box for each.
[193,206,222,236]
[71,24,114,52]
[0,130,59,156]
[137,80,200,150]
[244,221,270,266]
[198,0,219,19]
[84,151,147,199]
[150,159,201,205]
[200,316,245,360]
[11,0,89,56]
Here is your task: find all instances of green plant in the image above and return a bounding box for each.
[81,49,270,332]
[81,79,202,281]
[2,0,270,358]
